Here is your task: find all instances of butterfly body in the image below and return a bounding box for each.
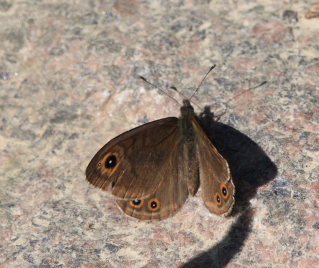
[86,99,235,220]
[177,100,200,197]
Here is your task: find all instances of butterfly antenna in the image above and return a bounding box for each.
[189,65,216,101]
[170,86,201,110]
[170,86,188,99]
[139,76,181,106]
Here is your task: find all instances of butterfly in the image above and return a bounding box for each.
[86,66,235,220]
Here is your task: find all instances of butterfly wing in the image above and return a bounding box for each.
[115,142,189,220]
[86,117,182,200]
[192,118,235,215]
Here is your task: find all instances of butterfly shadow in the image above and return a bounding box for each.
[181,107,278,268]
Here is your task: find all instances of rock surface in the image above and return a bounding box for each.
[1,0,318,267]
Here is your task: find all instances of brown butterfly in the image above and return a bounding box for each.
[86,66,235,220]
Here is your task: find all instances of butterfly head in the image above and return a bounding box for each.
[181,99,195,117]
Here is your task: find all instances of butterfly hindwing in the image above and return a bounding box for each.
[116,142,189,220]
[192,118,235,215]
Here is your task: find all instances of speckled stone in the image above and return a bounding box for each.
[1,0,318,267]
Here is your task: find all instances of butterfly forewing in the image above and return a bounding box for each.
[86,117,181,200]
